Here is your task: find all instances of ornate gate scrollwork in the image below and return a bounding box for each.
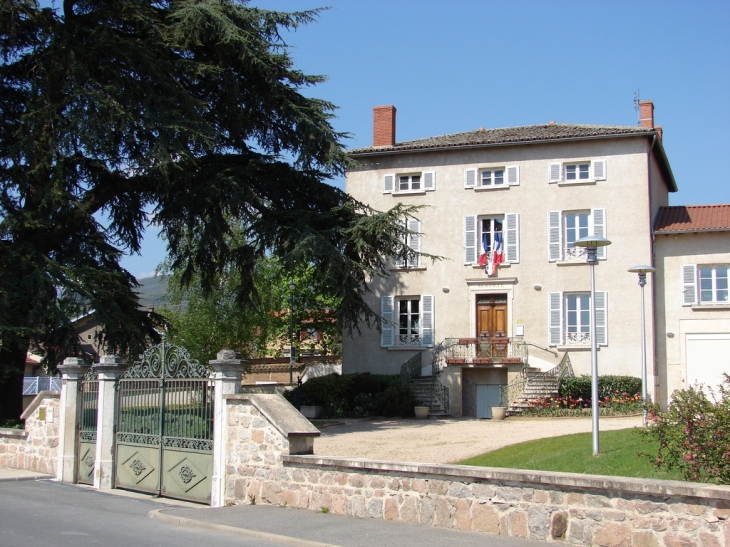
[115,336,214,503]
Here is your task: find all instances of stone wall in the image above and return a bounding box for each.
[222,393,730,547]
[0,391,60,474]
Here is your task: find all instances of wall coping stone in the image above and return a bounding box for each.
[20,391,60,421]
[0,428,27,439]
[224,393,320,439]
[283,455,730,501]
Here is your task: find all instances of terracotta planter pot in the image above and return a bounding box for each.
[446,358,466,364]
[473,358,492,365]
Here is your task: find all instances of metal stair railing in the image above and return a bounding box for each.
[500,351,574,409]
[400,352,422,387]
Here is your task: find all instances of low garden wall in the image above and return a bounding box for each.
[0,391,59,474]
[223,393,730,547]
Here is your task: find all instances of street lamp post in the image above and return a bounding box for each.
[628,265,656,426]
[288,283,296,384]
[573,236,612,456]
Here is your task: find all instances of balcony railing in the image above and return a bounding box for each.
[432,337,528,372]
[563,246,587,261]
[23,376,62,395]
[565,332,591,345]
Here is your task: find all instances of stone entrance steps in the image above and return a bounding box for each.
[411,377,450,417]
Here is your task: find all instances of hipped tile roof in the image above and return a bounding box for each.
[654,205,730,233]
[348,123,655,155]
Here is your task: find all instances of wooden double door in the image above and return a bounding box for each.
[476,294,507,338]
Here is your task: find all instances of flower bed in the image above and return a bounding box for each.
[516,392,644,417]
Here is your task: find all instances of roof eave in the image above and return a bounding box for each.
[654,228,730,235]
[348,130,678,193]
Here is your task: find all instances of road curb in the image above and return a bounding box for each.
[149,508,344,547]
[0,474,54,482]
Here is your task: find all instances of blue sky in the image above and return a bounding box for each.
[108,1,730,279]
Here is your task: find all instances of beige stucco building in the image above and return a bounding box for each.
[653,205,730,407]
[342,102,728,417]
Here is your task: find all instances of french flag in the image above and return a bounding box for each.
[478,232,488,267]
[487,232,503,275]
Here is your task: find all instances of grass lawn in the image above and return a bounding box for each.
[457,428,684,481]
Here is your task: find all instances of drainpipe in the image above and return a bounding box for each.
[646,134,658,405]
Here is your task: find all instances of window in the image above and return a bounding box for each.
[565,294,591,345]
[394,218,421,268]
[565,163,590,181]
[481,217,503,255]
[383,172,435,194]
[464,166,519,189]
[548,208,606,262]
[682,264,729,305]
[549,291,607,346]
[380,295,434,347]
[548,160,606,183]
[399,174,421,192]
[464,214,520,265]
[481,169,504,187]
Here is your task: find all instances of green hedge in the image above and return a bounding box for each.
[559,375,642,400]
[284,373,417,419]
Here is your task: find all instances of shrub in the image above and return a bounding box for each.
[284,373,416,418]
[637,375,730,484]
[560,375,642,400]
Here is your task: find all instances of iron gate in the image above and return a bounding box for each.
[114,338,214,503]
[77,368,98,485]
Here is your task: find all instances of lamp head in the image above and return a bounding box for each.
[628,265,656,274]
[573,236,612,248]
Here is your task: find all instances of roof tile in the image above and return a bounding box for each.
[348,123,655,155]
[654,205,730,233]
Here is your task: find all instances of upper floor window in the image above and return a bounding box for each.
[464,166,519,189]
[683,264,729,305]
[383,172,435,194]
[464,213,520,267]
[481,169,504,187]
[394,218,421,268]
[399,174,421,192]
[565,163,590,181]
[548,208,607,262]
[549,160,606,184]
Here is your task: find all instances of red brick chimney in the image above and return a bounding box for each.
[639,100,662,139]
[373,105,396,147]
[639,100,654,128]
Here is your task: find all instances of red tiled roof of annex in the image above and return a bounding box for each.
[654,204,730,233]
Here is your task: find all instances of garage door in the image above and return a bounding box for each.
[686,333,730,395]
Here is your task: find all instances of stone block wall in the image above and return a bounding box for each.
[230,456,729,547]
[0,392,60,474]
[222,394,730,547]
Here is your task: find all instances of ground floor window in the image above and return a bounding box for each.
[549,291,607,346]
[380,295,434,347]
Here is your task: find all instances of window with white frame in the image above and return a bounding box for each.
[549,291,607,346]
[380,295,434,347]
[548,160,606,183]
[383,172,436,194]
[548,208,606,262]
[682,264,729,305]
[394,218,421,268]
[464,166,519,189]
[464,214,520,265]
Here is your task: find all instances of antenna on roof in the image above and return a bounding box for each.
[633,90,640,125]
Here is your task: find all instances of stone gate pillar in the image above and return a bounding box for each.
[209,350,247,507]
[93,355,126,490]
[56,357,90,482]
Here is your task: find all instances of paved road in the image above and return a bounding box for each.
[1,478,547,547]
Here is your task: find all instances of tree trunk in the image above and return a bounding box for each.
[0,337,29,423]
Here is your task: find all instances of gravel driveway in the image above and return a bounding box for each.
[313,415,643,464]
